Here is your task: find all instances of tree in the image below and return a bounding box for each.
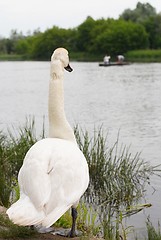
[120,2,161,49]
[15,38,31,56]
[31,27,77,60]
[0,38,7,53]
[90,20,149,56]
[76,16,96,52]
[143,14,161,48]
[120,2,156,23]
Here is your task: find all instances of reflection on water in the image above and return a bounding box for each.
[0,61,161,238]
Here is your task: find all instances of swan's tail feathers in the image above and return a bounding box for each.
[6,196,45,226]
[42,205,71,228]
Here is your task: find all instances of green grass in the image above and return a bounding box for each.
[126,49,161,62]
[146,218,161,240]
[0,214,37,239]
[0,54,27,61]
[0,118,44,207]
[54,203,100,237]
[70,52,103,62]
[0,52,102,62]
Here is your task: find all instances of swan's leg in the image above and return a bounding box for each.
[67,207,77,237]
[54,208,79,237]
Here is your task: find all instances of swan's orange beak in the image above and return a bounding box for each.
[64,64,73,72]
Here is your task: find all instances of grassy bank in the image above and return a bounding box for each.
[1,49,161,62]
[70,52,103,62]
[0,53,103,62]
[0,120,161,239]
[126,49,161,62]
[0,54,28,61]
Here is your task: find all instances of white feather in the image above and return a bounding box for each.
[7,48,89,228]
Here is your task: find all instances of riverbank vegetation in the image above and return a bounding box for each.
[126,49,161,62]
[0,119,161,239]
[0,2,161,62]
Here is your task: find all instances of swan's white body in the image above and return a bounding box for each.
[7,48,89,230]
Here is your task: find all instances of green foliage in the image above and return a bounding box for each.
[146,218,161,240]
[54,203,100,237]
[77,203,100,236]
[75,126,161,239]
[1,2,161,60]
[76,16,96,52]
[54,210,72,228]
[75,127,157,208]
[0,214,36,238]
[120,2,156,23]
[120,2,161,50]
[0,54,25,60]
[0,118,44,207]
[143,15,161,49]
[90,19,148,55]
[31,27,77,60]
[126,49,161,62]
[15,39,31,56]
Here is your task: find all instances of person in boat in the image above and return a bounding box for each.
[103,55,111,65]
[117,55,125,63]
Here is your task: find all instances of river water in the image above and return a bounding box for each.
[0,61,161,238]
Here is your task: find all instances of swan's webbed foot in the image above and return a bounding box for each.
[66,229,77,238]
[54,229,77,238]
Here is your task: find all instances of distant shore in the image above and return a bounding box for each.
[0,49,161,62]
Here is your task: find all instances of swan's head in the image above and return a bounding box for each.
[51,48,73,72]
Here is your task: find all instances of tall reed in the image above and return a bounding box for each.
[146,218,161,240]
[75,126,161,239]
[0,118,44,207]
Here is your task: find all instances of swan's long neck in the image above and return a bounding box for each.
[48,60,76,144]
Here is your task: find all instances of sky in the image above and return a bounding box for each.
[0,0,161,38]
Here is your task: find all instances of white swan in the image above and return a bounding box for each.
[7,48,89,237]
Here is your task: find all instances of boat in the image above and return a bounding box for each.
[99,62,130,67]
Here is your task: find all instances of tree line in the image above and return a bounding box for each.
[0,2,161,60]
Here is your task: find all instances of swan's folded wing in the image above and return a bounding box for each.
[18,159,51,210]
